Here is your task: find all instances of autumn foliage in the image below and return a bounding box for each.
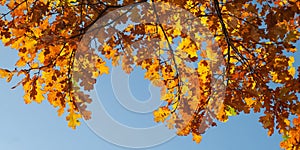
[0,0,299,149]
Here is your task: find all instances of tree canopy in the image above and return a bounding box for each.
[0,0,299,149]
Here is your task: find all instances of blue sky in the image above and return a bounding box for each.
[0,40,291,150]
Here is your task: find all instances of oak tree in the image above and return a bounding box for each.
[0,0,299,149]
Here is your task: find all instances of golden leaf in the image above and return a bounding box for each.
[66,110,81,129]
[0,69,13,82]
[153,107,171,123]
[192,133,202,144]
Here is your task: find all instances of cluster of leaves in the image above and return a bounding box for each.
[0,0,299,149]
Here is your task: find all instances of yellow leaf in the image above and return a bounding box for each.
[6,73,13,82]
[7,0,14,9]
[15,57,27,67]
[173,28,181,36]
[95,61,109,75]
[153,107,170,123]
[186,45,198,58]
[178,38,198,58]
[284,118,290,126]
[251,80,256,89]
[216,104,228,122]
[288,56,294,66]
[172,101,179,112]
[24,37,37,52]
[161,93,173,101]
[145,25,157,34]
[33,78,45,103]
[47,91,59,106]
[66,110,81,129]
[11,37,24,49]
[38,51,45,63]
[0,69,13,82]
[145,59,160,80]
[270,71,282,83]
[200,5,206,12]
[245,97,255,105]
[230,58,238,63]
[288,67,295,77]
[1,36,10,44]
[288,56,295,77]
[192,133,202,144]
[23,93,32,104]
[30,27,42,38]
[197,60,210,81]
[35,89,44,103]
[31,62,39,68]
[0,68,10,78]
[57,107,64,116]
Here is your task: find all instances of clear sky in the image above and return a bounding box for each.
[1,40,297,150]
